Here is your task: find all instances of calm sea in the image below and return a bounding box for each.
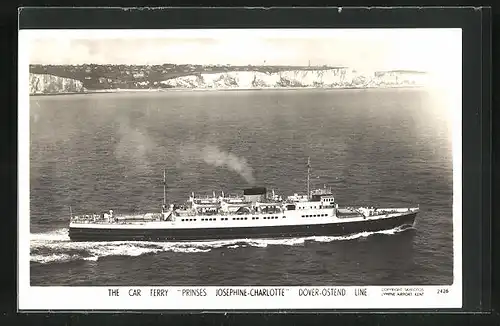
[28,88,454,286]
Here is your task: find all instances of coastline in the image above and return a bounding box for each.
[29,85,425,97]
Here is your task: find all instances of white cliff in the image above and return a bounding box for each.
[28,69,429,94]
[159,69,428,89]
[29,73,85,95]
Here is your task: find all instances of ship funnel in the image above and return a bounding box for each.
[243,187,267,203]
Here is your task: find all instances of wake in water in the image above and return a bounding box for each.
[30,226,414,264]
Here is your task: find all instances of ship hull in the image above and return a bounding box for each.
[68,211,417,242]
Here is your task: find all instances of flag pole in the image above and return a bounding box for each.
[307,157,311,200]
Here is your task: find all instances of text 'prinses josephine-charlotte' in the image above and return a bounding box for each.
[215,288,287,297]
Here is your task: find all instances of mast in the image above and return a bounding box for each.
[163,169,167,207]
[307,157,311,200]
[69,206,73,221]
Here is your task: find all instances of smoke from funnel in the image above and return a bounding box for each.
[180,144,256,185]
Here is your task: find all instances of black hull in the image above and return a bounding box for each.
[68,212,417,242]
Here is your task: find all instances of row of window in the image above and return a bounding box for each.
[302,214,329,218]
[180,216,286,222]
[230,215,285,221]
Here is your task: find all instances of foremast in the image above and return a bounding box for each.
[162,168,174,222]
[163,169,167,209]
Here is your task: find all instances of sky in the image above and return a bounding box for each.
[24,29,461,76]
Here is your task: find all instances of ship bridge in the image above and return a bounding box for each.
[310,187,334,202]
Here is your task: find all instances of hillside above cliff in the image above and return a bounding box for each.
[29,64,428,95]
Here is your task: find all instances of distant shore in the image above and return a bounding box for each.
[29,85,424,97]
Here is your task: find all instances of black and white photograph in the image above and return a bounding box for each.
[19,27,462,310]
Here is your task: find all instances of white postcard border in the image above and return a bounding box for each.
[18,28,463,311]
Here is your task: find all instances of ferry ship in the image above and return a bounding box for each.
[68,159,419,242]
